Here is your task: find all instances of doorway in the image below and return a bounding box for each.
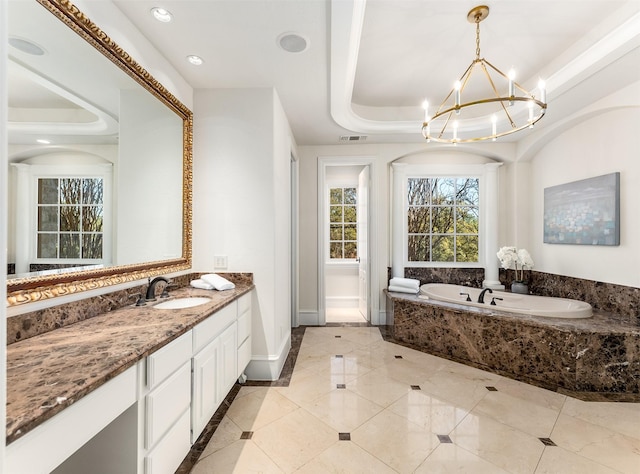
[317,157,377,325]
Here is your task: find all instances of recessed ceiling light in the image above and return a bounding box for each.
[36,139,51,144]
[277,33,308,53]
[151,7,172,23]
[187,55,204,66]
[9,36,46,56]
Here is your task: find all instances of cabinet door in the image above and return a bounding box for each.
[217,322,237,403]
[191,337,220,443]
[145,410,191,474]
[145,362,191,450]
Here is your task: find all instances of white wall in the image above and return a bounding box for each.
[299,103,640,318]
[298,144,509,319]
[528,106,640,287]
[325,265,359,307]
[192,87,294,380]
[1,0,8,468]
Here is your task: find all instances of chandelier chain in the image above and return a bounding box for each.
[475,18,481,60]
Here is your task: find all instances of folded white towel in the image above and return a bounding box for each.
[190,279,214,290]
[389,277,420,290]
[388,285,419,294]
[201,273,236,291]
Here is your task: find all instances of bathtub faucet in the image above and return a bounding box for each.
[477,288,493,304]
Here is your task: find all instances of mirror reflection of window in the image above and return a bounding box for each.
[37,177,104,259]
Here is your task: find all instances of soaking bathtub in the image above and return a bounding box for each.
[419,283,592,319]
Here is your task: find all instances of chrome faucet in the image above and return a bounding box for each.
[146,276,170,302]
[477,287,493,304]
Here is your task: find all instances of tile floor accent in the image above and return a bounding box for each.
[186,326,640,473]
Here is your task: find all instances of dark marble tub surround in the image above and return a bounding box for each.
[6,278,254,444]
[403,267,485,288]
[386,292,640,401]
[499,269,639,322]
[398,266,639,322]
[6,272,252,344]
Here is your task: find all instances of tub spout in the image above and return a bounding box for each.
[477,288,493,304]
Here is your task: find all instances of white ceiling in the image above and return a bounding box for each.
[10,0,640,147]
[112,0,640,146]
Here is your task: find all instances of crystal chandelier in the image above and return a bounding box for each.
[422,5,547,143]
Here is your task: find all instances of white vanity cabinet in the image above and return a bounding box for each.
[7,290,253,474]
[141,331,193,474]
[191,293,251,443]
[191,300,236,443]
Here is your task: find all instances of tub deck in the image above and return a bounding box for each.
[385,291,640,401]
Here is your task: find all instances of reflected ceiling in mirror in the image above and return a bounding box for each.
[7,0,193,306]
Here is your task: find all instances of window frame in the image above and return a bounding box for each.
[406,176,480,265]
[27,164,112,268]
[393,163,489,269]
[36,176,105,260]
[327,185,358,261]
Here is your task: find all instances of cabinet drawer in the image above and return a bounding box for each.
[145,362,191,450]
[238,293,251,314]
[193,301,236,353]
[145,409,191,474]
[237,309,251,347]
[146,331,192,389]
[238,336,251,376]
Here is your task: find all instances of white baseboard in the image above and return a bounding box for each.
[298,311,319,326]
[244,332,292,381]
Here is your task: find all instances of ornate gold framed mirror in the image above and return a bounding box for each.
[7,0,192,306]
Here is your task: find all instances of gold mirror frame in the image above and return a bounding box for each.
[7,0,193,306]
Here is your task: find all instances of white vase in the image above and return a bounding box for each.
[511,281,529,294]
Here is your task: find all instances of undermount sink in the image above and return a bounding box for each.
[153,297,212,310]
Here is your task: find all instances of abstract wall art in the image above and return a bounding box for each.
[543,172,620,246]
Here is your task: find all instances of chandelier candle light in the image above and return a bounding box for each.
[422,5,547,143]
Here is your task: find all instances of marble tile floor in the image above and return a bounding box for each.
[187,326,640,473]
[325,307,368,323]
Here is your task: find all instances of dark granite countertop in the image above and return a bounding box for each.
[386,290,640,333]
[6,283,253,444]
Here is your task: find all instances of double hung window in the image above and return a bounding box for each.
[36,177,104,259]
[406,176,479,263]
[328,187,358,260]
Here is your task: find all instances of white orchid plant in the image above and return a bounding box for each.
[496,247,534,282]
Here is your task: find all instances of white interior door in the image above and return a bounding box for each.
[357,167,369,320]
